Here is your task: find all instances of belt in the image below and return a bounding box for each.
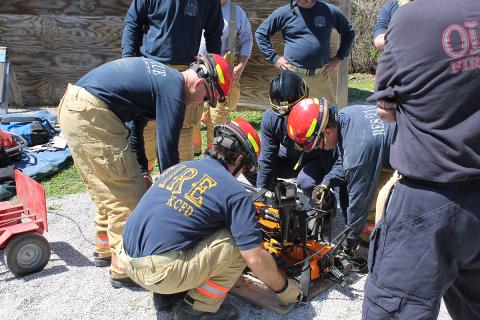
[290,65,324,76]
[64,84,107,109]
[124,250,181,269]
[402,176,480,191]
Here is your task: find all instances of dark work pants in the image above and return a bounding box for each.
[362,178,480,320]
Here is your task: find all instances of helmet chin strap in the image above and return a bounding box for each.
[290,0,298,15]
[232,161,244,177]
[294,151,305,171]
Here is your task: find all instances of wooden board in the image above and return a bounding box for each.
[231,274,335,315]
[0,0,132,16]
[0,0,350,108]
[0,15,123,52]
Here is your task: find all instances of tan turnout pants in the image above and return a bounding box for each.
[143,120,157,173]
[194,82,241,154]
[119,229,246,313]
[141,64,203,170]
[58,84,147,279]
[298,69,336,106]
[359,167,395,243]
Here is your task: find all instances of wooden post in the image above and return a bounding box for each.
[328,0,351,109]
[0,46,8,114]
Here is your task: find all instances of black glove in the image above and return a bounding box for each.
[312,184,331,205]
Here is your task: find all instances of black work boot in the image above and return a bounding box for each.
[110,277,140,289]
[93,256,111,267]
[153,292,186,312]
[174,299,239,320]
[342,239,358,259]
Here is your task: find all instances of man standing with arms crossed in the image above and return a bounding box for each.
[255,0,355,105]
[121,0,224,165]
[363,0,480,318]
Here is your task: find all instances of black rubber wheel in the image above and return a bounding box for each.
[4,232,51,276]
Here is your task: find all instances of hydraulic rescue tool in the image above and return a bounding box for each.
[239,180,354,305]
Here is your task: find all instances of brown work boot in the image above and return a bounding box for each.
[174,299,239,320]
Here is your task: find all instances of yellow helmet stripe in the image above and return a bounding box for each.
[248,133,259,153]
[216,65,225,84]
[305,118,317,138]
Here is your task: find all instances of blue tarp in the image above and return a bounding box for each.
[0,110,72,200]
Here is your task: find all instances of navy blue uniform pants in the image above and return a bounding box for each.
[363,178,480,320]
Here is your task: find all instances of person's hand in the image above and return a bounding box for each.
[233,63,245,84]
[275,56,292,71]
[276,278,302,305]
[312,184,331,205]
[144,175,153,189]
[323,57,341,75]
[376,99,397,122]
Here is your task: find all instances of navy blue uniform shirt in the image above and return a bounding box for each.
[322,105,395,237]
[255,1,355,69]
[257,108,333,189]
[369,0,480,182]
[76,57,185,172]
[372,1,399,40]
[123,157,262,257]
[121,0,223,64]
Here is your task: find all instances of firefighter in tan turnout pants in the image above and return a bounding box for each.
[193,0,253,155]
[120,119,302,319]
[58,54,232,288]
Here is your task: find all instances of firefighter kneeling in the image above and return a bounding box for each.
[118,118,301,319]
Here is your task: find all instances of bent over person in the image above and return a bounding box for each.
[287,99,395,257]
[57,54,232,287]
[256,71,335,198]
[120,119,302,319]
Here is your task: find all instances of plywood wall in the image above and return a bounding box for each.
[0,0,351,108]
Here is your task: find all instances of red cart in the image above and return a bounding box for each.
[0,169,50,276]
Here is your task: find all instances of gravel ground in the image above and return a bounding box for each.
[0,192,453,320]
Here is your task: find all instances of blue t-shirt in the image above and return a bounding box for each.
[370,0,480,182]
[257,108,333,189]
[121,0,223,64]
[123,157,262,257]
[372,1,399,40]
[255,1,355,69]
[322,105,395,230]
[76,57,185,171]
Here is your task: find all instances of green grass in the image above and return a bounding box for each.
[348,73,375,103]
[42,164,86,197]
[39,76,375,197]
